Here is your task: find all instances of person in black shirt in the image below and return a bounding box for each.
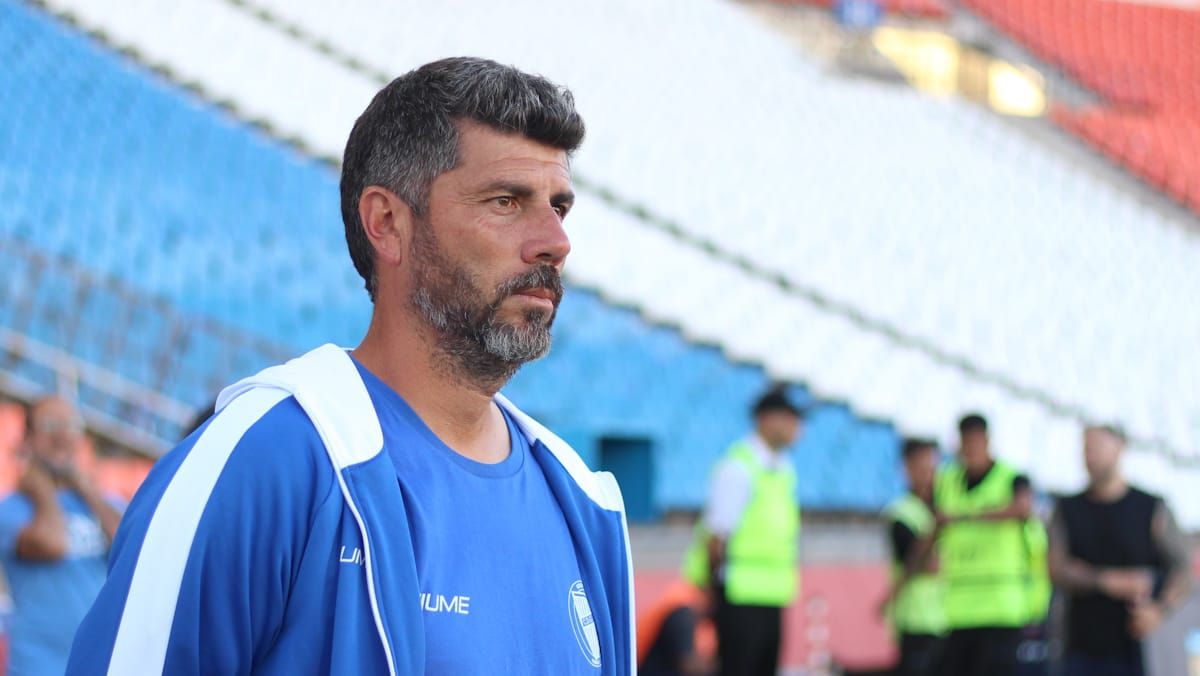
[1048,424,1192,676]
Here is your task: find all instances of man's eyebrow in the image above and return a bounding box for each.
[477,181,535,199]
[476,182,574,207]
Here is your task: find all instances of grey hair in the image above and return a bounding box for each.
[339,57,585,301]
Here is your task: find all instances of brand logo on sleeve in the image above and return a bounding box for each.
[568,580,602,668]
[338,545,363,566]
[421,593,471,615]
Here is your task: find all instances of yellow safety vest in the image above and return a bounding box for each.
[935,461,1047,628]
[683,441,799,606]
[884,493,947,636]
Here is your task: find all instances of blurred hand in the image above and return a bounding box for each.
[1098,569,1153,604]
[876,590,894,620]
[702,585,722,619]
[18,460,56,499]
[1128,600,1164,640]
[57,462,89,494]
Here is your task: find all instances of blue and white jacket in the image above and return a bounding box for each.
[67,345,635,675]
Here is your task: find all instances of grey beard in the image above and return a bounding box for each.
[407,220,561,392]
[411,282,555,391]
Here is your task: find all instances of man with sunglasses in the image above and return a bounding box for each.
[0,397,121,676]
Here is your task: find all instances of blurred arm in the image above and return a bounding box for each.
[702,460,751,589]
[1151,500,1192,611]
[15,463,69,561]
[1047,503,1100,595]
[879,520,933,614]
[69,473,123,543]
[966,478,1034,522]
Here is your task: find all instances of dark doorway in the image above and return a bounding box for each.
[598,436,656,522]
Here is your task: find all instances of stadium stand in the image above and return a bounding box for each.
[963,0,1200,215]
[4,1,1199,671]
[26,0,1200,528]
[0,239,287,452]
[0,0,907,512]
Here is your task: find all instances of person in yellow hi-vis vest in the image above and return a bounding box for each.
[683,387,804,676]
[932,413,1049,676]
[880,438,946,676]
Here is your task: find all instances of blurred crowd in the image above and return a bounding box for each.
[638,393,1193,676]
[0,398,119,676]
[0,391,1191,676]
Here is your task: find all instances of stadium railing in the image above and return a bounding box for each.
[0,238,290,456]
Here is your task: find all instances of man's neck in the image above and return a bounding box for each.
[352,310,511,464]
[965,459,994,481]
[912,487,934,507]
[1087,474,1129,503]
[752,434,781,455]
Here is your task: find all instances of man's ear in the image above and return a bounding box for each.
[358,186,413,270]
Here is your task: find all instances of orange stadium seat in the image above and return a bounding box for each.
[0,403,24,494]
[91,457,154,502]
[964,0,1200,217]
[0,404,152,499]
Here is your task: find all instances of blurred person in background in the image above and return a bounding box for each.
[880,437,946,676]
[684,386,804,676]
[636,579,716,676]
[933,413,1048,676]
[0,398,120,676]
[1048,424,1192,676]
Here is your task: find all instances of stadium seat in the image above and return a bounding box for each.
[963,0,1200,217]
[4,0,1198,523]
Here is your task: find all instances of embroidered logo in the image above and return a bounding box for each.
[568,580,601,668]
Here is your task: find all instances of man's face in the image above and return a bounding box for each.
[1083,428,1123,484]
[27,398,83,471]
[409,122,574,382]
[905,447,938,496]
[758,411,802,450]
[959,429,990,473]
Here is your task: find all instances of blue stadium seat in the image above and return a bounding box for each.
[0,0,906,512]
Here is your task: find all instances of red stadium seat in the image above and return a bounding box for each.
[0,404,24,494]
[963,0,1200,216]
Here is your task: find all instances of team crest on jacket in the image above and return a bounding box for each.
[568,580,602,667]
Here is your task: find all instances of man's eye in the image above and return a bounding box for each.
[494,196,516,209]
[553,205,569,218]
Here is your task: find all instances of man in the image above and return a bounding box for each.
[684,387,804,676]
[881,438,945,676]
[637,580,715,676]
[933,413,1047,676]
[1048,424,1192,676]
[0,398,121,675]
[68,58,634,675]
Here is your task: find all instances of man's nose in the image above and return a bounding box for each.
[522,204,571,267]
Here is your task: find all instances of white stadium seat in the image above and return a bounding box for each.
[40,0,1200,525]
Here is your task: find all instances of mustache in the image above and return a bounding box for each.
[495,265,563,306]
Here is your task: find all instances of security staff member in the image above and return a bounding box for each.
[684,387,804,676]
[881,438,946,676]
[933,413,1048,676]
